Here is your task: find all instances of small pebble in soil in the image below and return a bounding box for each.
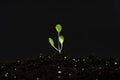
[114,62,117,65]
[47,56,51,59]
[74,64,77,67]
[4,72,8,77]
[72,58,76,61]
[57,76,61,78]
[82,68,85,71]
[83,58,86,62]
[64,56,67,60]
[57,66,60,69]
[17,60,20,62]
[68,73,72,76]
[98,66,102,69]
[77,59,80,61]
[58,71,62,74]
[13,76,16,78]
[36,77,40,80]
[14,68,17,70]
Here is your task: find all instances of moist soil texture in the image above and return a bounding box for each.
[0,53,120,80]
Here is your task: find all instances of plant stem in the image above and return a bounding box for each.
[53,46,59,52]
[58,32,61,54]
[60,44,63,52]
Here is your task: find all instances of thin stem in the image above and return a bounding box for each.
[58,32,60,53]
[60,44,63,52]
[53,46,59,51]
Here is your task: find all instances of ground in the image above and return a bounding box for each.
[0,53,120,80]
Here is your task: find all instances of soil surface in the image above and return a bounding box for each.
[0,53,120,80]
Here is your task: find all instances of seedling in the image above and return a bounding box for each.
[48,24,64,54]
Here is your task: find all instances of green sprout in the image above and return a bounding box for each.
[48,24,64,54]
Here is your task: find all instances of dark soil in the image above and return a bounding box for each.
[0,53,120,80]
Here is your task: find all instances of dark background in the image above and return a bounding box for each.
[0,1,119,62]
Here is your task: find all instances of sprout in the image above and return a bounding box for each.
[55,24,62,33]
[59,35,64,45]
[48,24,64,54]
[48,38,55,48]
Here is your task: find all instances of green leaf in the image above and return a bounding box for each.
[58,35,64,44]
[48,38,55,47]
[55,24,62,33]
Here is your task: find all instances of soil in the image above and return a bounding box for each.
[0,53,120,80]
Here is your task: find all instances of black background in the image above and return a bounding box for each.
[0,0,119,62]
